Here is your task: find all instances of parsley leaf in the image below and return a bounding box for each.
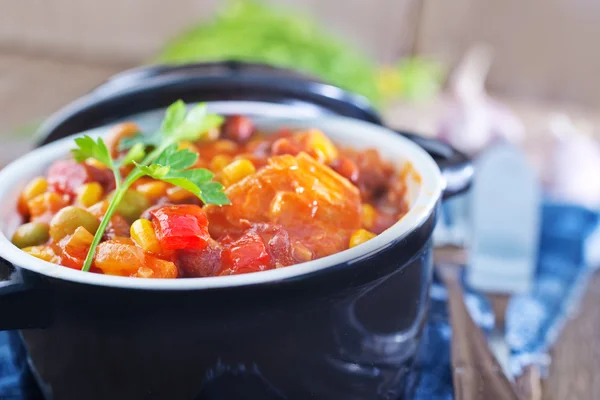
[173,106,224,142]
[119,132,162,151]
[197,181,230,205]
[160,100,187,134]
[74,100,229,273]
[71,136,113,169]
[153,144,198,170]
[134,146,226,205]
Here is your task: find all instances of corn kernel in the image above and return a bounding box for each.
[166,186,194,202]
[22,245,59,263]
[349,229,377,248]
[130,219,161,254]
[137,181,168,200]
[361,204,377,230]
[75,183,104,208]
[221,159,256,187]
[178,141,199,153]
[305,129,338,164]
[22,177,48,202]
[210,155,233,172]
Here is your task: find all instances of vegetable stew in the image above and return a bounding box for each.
[12,102,416,279]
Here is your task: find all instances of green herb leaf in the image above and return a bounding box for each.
[71,136,113,168]
[197,181,230,205]
[134,163,171,179]
[160,100,188,134]
[165,168,214,184]
[154,144,198,170]
[78,100,229,273]
[119,132,162,151]
[172,104,224,142]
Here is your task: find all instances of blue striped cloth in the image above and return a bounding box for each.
[1,200,598,399]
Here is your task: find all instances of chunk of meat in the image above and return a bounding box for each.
[251,223,296,267]
[47,160,91,196]
[204,153,361,258]
[177,239,223,277]
[340,148,395,201]
[47,159,116,197]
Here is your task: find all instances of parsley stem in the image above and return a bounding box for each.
[80,169,144,272]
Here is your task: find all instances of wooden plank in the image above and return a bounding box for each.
[0,0,420,64]
[417,0,600,107]
[542,272,600,400]
[0,52,122,164]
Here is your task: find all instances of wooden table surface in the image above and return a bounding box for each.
[1,52,599,400]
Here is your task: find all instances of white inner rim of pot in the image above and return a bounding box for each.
[0,101,443,290]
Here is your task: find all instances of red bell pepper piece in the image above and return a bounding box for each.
[220,230,271,275]
[151,205,210,251]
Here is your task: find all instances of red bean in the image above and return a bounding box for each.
[222,115,254,143]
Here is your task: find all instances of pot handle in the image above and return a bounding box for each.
[395,131,473,199]
[0,257,52,331]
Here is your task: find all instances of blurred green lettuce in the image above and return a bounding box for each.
[155,0,444,107]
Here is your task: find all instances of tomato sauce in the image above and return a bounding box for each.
[14,115,414,279]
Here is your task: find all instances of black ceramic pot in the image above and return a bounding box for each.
[0,63,472,400]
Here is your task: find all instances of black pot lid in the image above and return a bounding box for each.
[35,61,382,146]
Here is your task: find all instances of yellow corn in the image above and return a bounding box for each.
[137,181,168,200]
[178,141,199,153]
[22,245,59,263]
[210,155,233,172]
[130,219,161,253]
[349,229,377,248]
[22,177,48,202]
[75,183,104,208]
[166,186,194,202]
[221,159,256,187]
[305,129,338,164]
[361,204,377,230]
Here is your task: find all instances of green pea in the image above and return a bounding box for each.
[49,206,100,242]
[110,189,150,223]
[12,222,50,248]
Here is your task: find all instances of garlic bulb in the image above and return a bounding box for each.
[437,45,524,156]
